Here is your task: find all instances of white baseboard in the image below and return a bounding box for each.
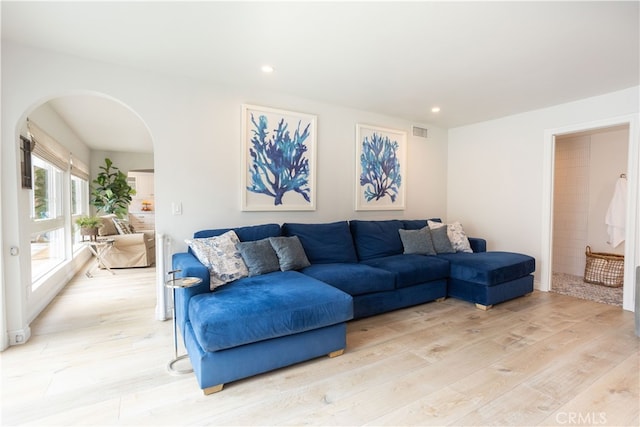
[9,327,31,346]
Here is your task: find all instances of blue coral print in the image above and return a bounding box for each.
[359,132,402,202]
[247,113,311,205]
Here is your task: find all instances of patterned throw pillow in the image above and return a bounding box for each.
[112,218,132,235]
[427,220,473,253]
[186,231,249,290]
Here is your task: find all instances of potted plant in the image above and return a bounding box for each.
[91,158,136,218]
[76,216,103,241]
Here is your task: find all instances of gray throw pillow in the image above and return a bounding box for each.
[269,236,311,271]
[237,238,281,276]
[430,226,455,254]
[398,227,436,255]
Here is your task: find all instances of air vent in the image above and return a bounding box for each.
[412,126,428,138]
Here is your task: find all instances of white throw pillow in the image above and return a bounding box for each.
[186,231,249,290]
[427,220,473,253]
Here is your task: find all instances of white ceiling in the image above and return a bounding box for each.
[2,1,639,153]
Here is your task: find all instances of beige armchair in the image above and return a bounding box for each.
[97,215,155,268]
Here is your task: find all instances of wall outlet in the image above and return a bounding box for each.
[171,202,182,215]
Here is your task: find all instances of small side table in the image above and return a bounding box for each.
[165,272,202,375]
[82,238,115,278]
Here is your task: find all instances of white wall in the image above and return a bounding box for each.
[553,134,591,276]
[447,87,639,310]
[588,127,629,254]
[27,102,91,166]
[1,42,449,347]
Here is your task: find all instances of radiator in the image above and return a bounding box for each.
[155,233,171,321]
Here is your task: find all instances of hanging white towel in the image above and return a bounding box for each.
[605,177,627,248]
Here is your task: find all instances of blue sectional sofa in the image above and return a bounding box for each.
[172,219,535,394]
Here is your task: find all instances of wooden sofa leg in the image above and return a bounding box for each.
[203,384,224,395]
[475,303,493,311]
[328,349,344,358]
[435,297,446,302]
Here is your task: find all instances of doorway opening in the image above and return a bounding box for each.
[542,114,639,312]
[551,125,628,306]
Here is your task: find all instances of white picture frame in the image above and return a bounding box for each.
[355,123,407,211]
[241,104,317,211]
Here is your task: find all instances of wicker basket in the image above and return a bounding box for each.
[584,246,624,287]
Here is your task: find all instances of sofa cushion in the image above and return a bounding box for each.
[361,254,450,288]
[194,223,281,241]
[185,231,249,289]
[350,219,404,261]
[98,214,118,236]
[282,221,358,264]
[237,238,281,276]
[428,220,473,253]
[112,217,132,235]
[300,263,396,296]
[269,236,311,271]
[188,271,353,352]
[398,227,436,255]
[430,226,455,254]
[437,251,535,286]
[402,218,442,230]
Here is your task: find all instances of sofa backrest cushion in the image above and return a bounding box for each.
[349,219,405,261]
[282,221,358,264]
[403,218,442,230]
[194,223,281,241]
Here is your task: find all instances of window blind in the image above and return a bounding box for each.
[27,120,70,171]
[70,155,90,180]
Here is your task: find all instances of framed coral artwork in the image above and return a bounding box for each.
[241,104,317,211]
[355,124,407,211]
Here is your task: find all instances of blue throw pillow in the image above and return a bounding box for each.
[398,227,436,255]
[237,238,281,276]
[430,226,455,254]
[282,221,358,264]
[269,236,311,271]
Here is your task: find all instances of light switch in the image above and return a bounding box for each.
[172,202,182,215]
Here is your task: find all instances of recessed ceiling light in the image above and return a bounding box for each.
[431,107,441,113]
[261,65,274,73]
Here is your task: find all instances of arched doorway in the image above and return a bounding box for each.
[5,91,155,347]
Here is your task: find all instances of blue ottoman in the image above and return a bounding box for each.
[438,252,536,309]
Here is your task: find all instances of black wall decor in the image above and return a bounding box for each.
[20,135,33,189]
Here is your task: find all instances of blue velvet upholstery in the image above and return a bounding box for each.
[184,321,347,390]
[361,254,450,288]
[350,219,405,260]
[301,263,395,295]
[468,237,487,253]
[282,221,358,264]
[437,251,535,286]
[173,219,537,393]
[447,275,534,307]
[353,279,448,318]
[402,218,441,230]
[194,223,281,241]
[172,252,211,335]
[188,271,353,352]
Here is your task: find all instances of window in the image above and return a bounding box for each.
[26,120,91,295]
[30,156,66,285]
[71,175,89,248]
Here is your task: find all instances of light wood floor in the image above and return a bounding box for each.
[1,264,638,426]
